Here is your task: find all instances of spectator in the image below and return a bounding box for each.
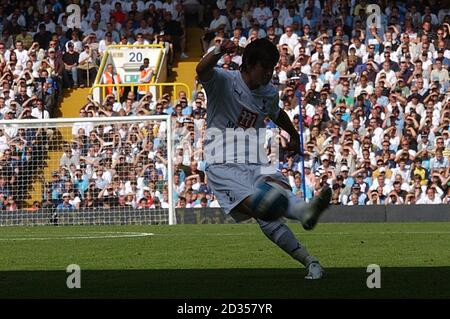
[1,0,448,212]
[62,42,80,88]
[77,44,98,87]
[98,32,116,58]
[33,24,52,50]
[56,193,75,210]
[31,99,49,119]
[430,149,449,174]
[102,64,123,99]
[137,58,154,99]
[417,187,442,204]
[162,10,188,59]
[60,146,80,169]
[4,195,17,211]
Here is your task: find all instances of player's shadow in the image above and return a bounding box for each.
[1,267,450,299]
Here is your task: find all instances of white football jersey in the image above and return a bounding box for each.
[200,68,280,165]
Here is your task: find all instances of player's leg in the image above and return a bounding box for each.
[230,198,325,279]
[207,164,328,279]
[284,184,332,230]
[256,218,324,279]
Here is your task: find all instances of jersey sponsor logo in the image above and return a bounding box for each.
[226,120,239,129]
[236,107,258,129]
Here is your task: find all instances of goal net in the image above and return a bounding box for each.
[0,115,175,226]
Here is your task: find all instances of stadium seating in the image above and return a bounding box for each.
[0,1,449,211]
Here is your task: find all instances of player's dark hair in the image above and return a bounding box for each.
[240,38,279,73]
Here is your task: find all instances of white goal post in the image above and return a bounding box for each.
[0,115,175,226]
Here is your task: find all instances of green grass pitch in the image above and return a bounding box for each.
[0,222,449,299]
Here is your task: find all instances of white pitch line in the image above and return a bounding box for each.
[0,232,154,241]
[1,231,449,241]
[153,231,450,236]
[377,231,450,235]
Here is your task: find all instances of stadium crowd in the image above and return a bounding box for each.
[0,0,449,211]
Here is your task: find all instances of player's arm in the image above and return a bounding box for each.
[196,38,236,83]
[271,109,301,154]
[272,110,297,138]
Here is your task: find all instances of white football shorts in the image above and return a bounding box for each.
[205,163,290,222]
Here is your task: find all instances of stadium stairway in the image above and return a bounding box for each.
[58,87,91,118]
[27,88,90,206]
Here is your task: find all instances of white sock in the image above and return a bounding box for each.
[257,218,317,267]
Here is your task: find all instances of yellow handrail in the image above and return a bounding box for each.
[91,82,191,103]
[106,44,164,49]
[91,43,188,104]
[93,48,109,86]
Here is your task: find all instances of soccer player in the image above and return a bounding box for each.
[196,38,332,279]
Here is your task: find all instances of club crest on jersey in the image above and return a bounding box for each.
[259,98,268,113]
[236,107,258,129]
[224,190,235,203]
